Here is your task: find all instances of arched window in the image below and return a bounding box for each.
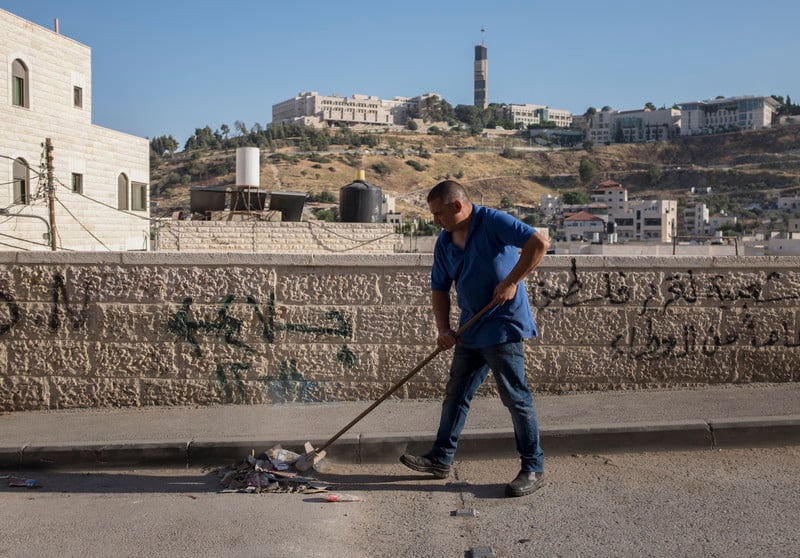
[118,173,129,210]
[12,59,29,108]
[13,158,30,205]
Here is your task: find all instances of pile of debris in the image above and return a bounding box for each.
[216,445,333,495]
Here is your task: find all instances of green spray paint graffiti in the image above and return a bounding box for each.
[166,292,356,402]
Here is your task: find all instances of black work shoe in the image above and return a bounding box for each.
[505,470,544,497]
[399,454,450,479]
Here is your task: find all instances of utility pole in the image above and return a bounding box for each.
[45,138,56,251]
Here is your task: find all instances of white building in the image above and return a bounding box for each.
[777,193,800,212]
[684,203,710,235]
[591,180,627,211]
[502,104,572,128]
[583,106,680,144]
[271,91,440,128]
[1,9,150,251]
[561,210,606,241]
[612,199,678,241]
[678,95,780,136]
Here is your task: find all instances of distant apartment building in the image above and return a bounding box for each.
[612,199,678,241]
[582,106,681,144]
[271,91,441,128]
[683,203,710,235]
[1,8,150,251]
[777,193,800,212]
[591,180,628,211]
[789,218,800,237]
[678,95,780,136]
[561,210,606,241]
[502,104,572,128]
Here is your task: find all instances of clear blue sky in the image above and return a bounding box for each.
[5,1,799,147]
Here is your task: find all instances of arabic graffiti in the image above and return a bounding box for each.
[532,258,800,361]
[166,292,355,401]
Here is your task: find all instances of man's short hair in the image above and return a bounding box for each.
[427,180,470,204]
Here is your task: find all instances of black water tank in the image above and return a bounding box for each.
[339,173,382,223]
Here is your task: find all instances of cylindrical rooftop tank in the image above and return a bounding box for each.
[236,147,260,187]
[339,170,382,223]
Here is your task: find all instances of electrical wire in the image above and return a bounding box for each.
[55,197,111,250]
[0,231,49,249]
[305,219,400,252]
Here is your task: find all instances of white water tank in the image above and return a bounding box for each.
[236,147,260,187]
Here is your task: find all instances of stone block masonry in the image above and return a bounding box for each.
[0,253,797,411]
[155,221,403,254]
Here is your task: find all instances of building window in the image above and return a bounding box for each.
[73,86,83,108]
[118,173,129,210]
[13,158,30,204]
[131,182,147,211]
[71,173,83,194]
[12,59,29,108]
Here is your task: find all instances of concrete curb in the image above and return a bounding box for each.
[1,416,799,470]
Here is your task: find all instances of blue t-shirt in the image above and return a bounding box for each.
[431,204,538,348]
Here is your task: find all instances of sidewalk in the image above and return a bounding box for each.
[1,383,799,469]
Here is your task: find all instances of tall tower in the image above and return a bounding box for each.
[474,27,488,109]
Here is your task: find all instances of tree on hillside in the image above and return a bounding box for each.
[563,191,590,205]
[578,157,597,184]
[644,102,656,110]
[648,163,664,185]
[220,124,230,140]
[150,135,179,158]
[454,104,487,134]
[417,96,456,124]
[234,120,247,136]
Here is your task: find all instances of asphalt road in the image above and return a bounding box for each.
[2,446,798,558]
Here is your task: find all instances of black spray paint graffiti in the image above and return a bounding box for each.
[534,259,800,361]
[166,292,353,402]
[0,272,91,336]
[611,309,800,362]
[533,258,632,309]
[0,291,20,335]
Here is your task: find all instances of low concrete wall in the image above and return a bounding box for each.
[0,253,798,411]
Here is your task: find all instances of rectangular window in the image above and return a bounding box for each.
[131,182,147,211]
[13,77,25,107]
[13,178,27,204]
[73,86,83,108]
[71,173,83,194]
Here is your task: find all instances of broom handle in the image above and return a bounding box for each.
[314,301,495,454]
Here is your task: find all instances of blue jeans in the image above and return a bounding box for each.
[425,341,544,473]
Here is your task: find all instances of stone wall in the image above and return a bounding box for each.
[156,221,403,254]
[0,252,798,411]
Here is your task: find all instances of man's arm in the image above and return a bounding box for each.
[492,231,550,306]
[432,289,456,350]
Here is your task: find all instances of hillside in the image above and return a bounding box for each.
[150,125,800,221]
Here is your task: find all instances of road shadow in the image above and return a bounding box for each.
[0,468,220,494]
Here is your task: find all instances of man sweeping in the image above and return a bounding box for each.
[400,179,550,497]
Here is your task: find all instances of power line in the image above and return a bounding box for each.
[55,197,110,250]
[0,231,50,249]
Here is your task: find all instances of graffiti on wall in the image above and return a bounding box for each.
[0,272,92,335]
[533,258,800,361]
[166,291,353,402]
